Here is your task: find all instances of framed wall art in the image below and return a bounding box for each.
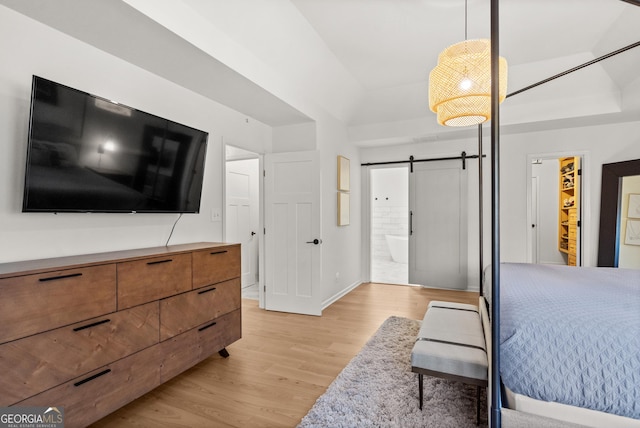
[337,155,350,192]
[625,219,640,246]
[338,191,350,226]
[628,194,640,219]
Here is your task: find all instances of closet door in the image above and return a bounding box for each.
[409,160,468,289]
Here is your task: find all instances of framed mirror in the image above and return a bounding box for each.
[597,158,640,267]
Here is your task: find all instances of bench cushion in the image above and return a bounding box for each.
[411,305,488,381]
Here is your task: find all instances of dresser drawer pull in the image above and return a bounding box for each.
[73,319,111,332]
[147,259,173,265]
[198,321,217,332]
[74,369,111,387]
[197,287,217,295]
[209,250,228,255]
[39,272,83,282]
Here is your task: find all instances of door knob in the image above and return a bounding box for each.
[306,239,321,245]
[251,231,256,236]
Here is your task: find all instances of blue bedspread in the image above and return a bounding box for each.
[499,263,640,419]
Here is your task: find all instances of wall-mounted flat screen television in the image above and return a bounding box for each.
[22,76,209,213]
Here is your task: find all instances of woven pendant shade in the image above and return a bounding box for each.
[429,39,507,127]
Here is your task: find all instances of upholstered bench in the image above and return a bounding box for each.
[411,299,489,425]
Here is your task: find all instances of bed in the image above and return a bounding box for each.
[496,263,640,427]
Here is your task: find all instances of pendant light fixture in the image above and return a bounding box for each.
[428,0,507,127]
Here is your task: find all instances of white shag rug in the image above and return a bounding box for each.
[298,316,487,428]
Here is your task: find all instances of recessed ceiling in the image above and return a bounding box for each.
[290,0,640,145]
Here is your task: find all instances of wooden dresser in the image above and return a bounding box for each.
[0,242,241,427]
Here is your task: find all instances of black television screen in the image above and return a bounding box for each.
[22,76,208,213]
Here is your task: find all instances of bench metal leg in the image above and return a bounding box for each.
[418,374,423,410]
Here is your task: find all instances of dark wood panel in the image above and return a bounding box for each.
[117,253,191,310]
[158,328,201,383]
[198,309,242,359]
[192,244,241,288]
[0,302,159,405]
[159,278,240,340]
[0,264,116,344]
[18,346,161,428]
[159,309,241,383]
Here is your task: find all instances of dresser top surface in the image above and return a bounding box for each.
[0,242,238,278]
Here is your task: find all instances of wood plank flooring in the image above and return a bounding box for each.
[92,283,478,428]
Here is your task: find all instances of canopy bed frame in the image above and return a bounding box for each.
[486,1,640,427]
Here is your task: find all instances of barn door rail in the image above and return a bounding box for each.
[361,151,485,172]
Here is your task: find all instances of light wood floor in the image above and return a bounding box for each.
[92,283,478,428]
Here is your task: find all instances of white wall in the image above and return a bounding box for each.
[317,114,362,306]
[272,122,316,153]
[619,175,640,268]
[0,6,270,262]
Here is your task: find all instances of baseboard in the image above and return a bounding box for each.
[322,280,362,310]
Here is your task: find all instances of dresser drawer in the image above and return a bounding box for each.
[18,346,161,428]
[117,253,192,309]
[192,245,240,288]
[160,309,241,382]
[0,264,116,344]
[0,302,158,406]
[160,278,240,340]
[159,327,202,382]
[198,309,242,359]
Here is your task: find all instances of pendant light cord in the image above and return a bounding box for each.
[464,0,468,40]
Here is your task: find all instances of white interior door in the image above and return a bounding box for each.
[409,160,468,289]
[226,159,259,288]
[264,151,321,316]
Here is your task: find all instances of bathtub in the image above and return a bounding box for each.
[385,234,408,264]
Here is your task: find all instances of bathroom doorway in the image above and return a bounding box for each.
[370,167,409,284]
[225,145,261,300]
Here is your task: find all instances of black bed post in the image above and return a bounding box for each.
[490,0,502,426]
[478,124,484,296]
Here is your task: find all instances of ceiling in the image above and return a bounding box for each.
[1,0,639,147]
[289,0,640,144]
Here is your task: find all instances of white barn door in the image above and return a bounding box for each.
[409,160,468,289]
[264,151,321,316]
